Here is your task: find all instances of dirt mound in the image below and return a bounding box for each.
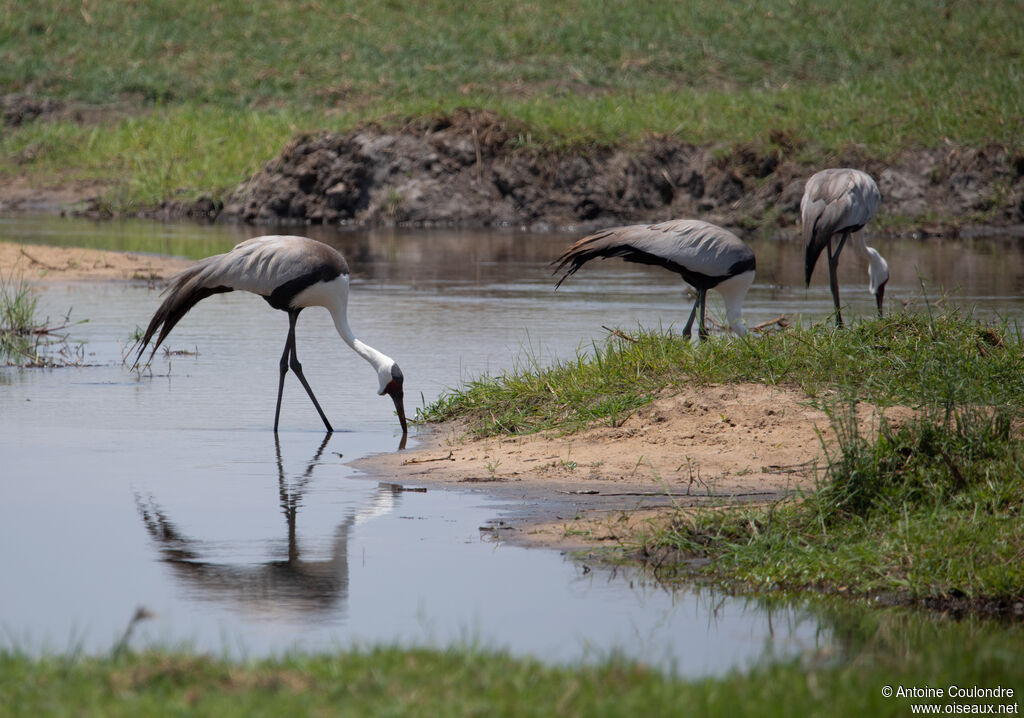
[219,109,1024,233]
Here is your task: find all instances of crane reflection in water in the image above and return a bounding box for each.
[135,435,403,616]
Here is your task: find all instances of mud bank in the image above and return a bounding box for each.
[208,110,1024,234]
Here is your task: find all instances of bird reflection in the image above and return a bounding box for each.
[135,434,403,617]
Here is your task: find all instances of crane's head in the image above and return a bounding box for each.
[378,362,407,434]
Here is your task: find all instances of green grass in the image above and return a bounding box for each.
[1,105,314,211]
[3,611,1022,718]
[419,312,1024,437]
[0,271,83,366]
[0,272,42,363]
[1,0,1022,209]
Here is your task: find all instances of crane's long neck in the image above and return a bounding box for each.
[714,269,755,337]
[337,319,392,374]
[295,274,394,382]
[324,277,392,374]
[294,272,407,433]
[850,234,889,295]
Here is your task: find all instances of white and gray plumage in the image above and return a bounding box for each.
[553,219,756,339]
[802,168,888,326]
[133,235,407,434]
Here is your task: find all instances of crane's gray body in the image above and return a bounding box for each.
[801,168,880,287]
[553,219,756,339]
[554,219,755,290]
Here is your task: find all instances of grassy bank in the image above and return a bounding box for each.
[2,0,1022,210]
[420,313,1024,436]
[3,612,1022,717]
[419,313,1024,606]
[636,398,1024,606]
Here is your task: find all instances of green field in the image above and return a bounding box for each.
[2,0,1022,209]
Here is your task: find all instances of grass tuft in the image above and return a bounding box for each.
[0,272,41,363]
[0,272,85,367]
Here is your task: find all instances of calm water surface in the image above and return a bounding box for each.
[2,216,1022,673]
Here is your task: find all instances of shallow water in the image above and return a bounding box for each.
[2,216,1022,673]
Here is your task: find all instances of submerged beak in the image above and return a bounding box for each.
[876,281,887,318]
[385,380,408,434]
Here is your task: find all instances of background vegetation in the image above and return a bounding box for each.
[1,0,1022,209]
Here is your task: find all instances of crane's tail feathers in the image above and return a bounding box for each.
[552,259,584,289]
[132,264,233,368]
[804,235,826,287]
[551,230,626,289]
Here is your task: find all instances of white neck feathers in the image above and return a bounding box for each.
[714,269,755,337]
[851,235,889,294]
[292,275,396,394]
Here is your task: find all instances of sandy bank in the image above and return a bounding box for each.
[0,241,191,281]
[353,383,906,552]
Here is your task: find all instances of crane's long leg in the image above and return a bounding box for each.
[274,325,292,433]
[682,294,699,340]
[285,310,334,433]
[274,311,334,433]
[826,232,849,328]
[696,288,709,340]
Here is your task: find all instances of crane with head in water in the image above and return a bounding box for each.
[802,168,888,327]
[134,235,407,435]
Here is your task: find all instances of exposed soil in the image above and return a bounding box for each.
[0,176,112,216]
[0,241,191,281]
[2,94,65,127]
[212,110,1024,234]
[353,383,910,552]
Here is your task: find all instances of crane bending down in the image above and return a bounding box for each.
[802,168,888,327]
[133,235,407,435]
[552,219,756,339]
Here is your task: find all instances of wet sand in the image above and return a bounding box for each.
[355,388,910,552]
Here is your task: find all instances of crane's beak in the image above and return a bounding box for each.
[875,281,887,318]
[384,379,408,435]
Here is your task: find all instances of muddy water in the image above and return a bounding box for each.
[2,216,1022,672]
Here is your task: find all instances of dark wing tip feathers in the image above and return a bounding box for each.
[804,241,820,287]
[551,231,619,289]
[132,264,232,368]
[802,196,827,287]
[550,240,586,289]
[552,252,584,289]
